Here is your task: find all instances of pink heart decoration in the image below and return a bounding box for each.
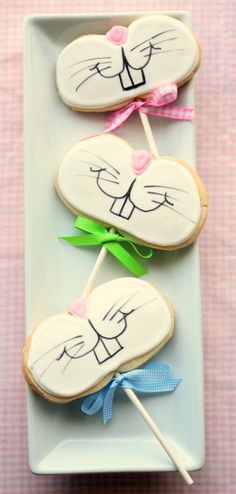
[132,150,153,176]
[106,25,128,45]
[69,298,89,318]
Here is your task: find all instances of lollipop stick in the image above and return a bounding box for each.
[82,228,115,298]
[135,113,192,483]
[118,379,193,485]
[80,180,192,485]
[139,112,159,157]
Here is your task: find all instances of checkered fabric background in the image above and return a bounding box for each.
[0,1,235,492]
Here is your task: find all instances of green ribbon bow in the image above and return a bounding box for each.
[60,216,153,277]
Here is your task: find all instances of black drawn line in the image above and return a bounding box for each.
[62,343,86,373]
[132,296,158,312]
[68,56,111,68]
[116,309,135,324]
[148,191,174,207]
[79,149,120,175]
[97,47,152,89]
[151,200,196,224]
[75,66,111,91]
[108,291,139,321]
[102,298,122,321]
[79,161,118,180]
[145,184,188,193]
[69,61,111,80]
[56,341,85,361]
[39,340,85,378]
[139,36,178,52]
[74,173,119,185]
[130,29,176,51]
[143,48,184,58]
[33,335,83,365]
[147,191,180,202]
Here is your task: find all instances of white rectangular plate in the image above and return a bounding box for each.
[24,11,205,474]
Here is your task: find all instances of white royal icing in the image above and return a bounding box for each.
[27,278,172,397]
[56,15,200,110]
[57,134,203,247]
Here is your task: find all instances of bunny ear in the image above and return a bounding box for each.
[56,15,200,111]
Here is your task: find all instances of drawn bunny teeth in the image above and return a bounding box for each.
[57,134,208,249]
[119,48,146,91]
[110,179,136,219]
[109,149,154,219]
[23,278,174,400]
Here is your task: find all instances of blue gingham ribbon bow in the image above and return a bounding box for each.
[81,362,181,424]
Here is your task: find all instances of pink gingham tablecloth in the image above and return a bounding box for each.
[0,1,235,493]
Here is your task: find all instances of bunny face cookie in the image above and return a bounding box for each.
[56,15,200,111]
[56,134,208,249]
[22,278,174,402]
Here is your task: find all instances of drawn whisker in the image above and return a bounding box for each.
[132,297,158,312]
[68,57,111,68]
[56,341,84,361]
[108,295,159,325]
[75,66,111,91]
[39,358,59,379]
[62,343,85,373]
[109,292,139,321]
[39,340,86,378]
[69,62,111,80]
[153,36,178,46]
[80,150,120,175]
[144,48,184,58]
[150,198,166,209]
[79,160,118,180]
[145,185,188,193]
[103,298,122,321]
[130,29,176,51]
[147,191,181,202]
[33,335,83,365]
[140,46,161,54]
[151,200,196,224]
[74,173,119,185]
[139,37,178,52]
[103,292,138,321]
[116,309,135,324]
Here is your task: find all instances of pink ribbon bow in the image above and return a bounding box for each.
[105,83,194,132]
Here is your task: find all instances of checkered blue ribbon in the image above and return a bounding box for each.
[81,362,181,424]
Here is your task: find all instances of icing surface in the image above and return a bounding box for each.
[56,15,200,110]
[27,278,172,397]
[57,134,202,247]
